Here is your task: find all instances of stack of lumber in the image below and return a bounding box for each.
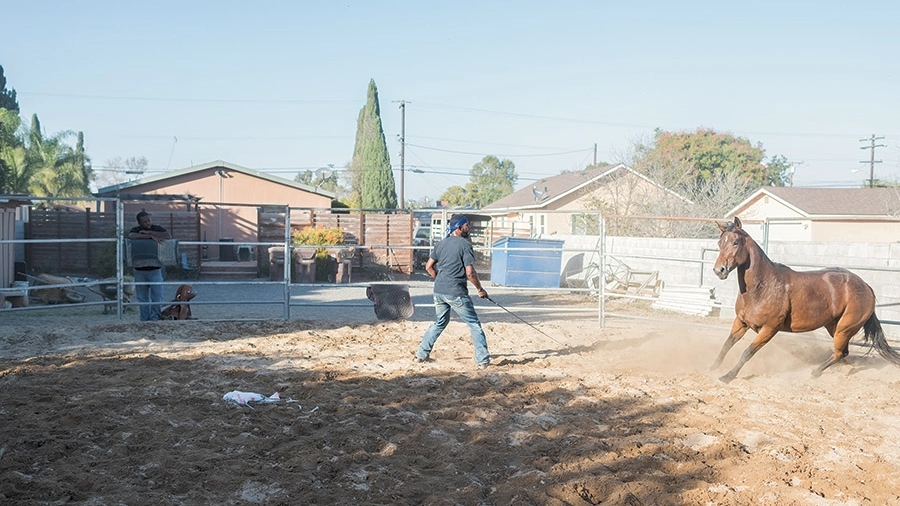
[651,285,719,317]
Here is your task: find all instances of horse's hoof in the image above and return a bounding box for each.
[718,375,733,384]
[810,369,822,378]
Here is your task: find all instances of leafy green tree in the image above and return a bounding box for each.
[0,65,22,191]
[596,130,791,238]
[465,155,517,208]
[0,68,90,196]
[440,185,468,206]
[0,65,18,113]
[439,155,518,208]
[294,166,345,197]
[350,79,397,210]
[0,108,23,192]
[642,128,786,187]
[765,154,790,186]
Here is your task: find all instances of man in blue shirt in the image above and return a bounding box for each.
[414,214,491,369]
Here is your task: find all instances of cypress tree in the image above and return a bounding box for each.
[351,79,397,210]
[75,132,93,194]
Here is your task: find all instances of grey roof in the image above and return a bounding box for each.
[95,160,335,199]
[730,186,900,218]
[484,164,684,211]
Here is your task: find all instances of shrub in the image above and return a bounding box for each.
[292,227,345,281]
[292,227,345,246]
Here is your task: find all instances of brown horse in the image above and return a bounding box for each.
[711,217,900,383]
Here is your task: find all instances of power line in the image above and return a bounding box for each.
[404,143,591,158]
[411,134,592,152]
[415,101,651,128]
[19,91,357,105]
[415,101,900,140]
[22,91,900,141]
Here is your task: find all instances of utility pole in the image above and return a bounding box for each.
[859,134,885,188]
[393,100,408,208]
[789,161,803,187]
[593,143,597,168]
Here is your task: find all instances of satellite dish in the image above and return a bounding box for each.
[315,167,333,181]
[532,185,548,202]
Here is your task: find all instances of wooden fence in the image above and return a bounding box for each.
[24,207,415,278]
[27,210,201,277]
[258,209,414,275]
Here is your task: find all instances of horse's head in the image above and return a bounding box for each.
[714,217,750,280]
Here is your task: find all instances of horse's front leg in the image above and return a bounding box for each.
[719,326,779,384]
[710,318,749,370]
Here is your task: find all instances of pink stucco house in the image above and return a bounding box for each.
[95,160,335,259]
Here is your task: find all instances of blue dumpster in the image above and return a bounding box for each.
[490,237,564,288]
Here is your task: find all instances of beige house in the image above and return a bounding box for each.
[482,164,687,237]
[95,160,335,257]
[726,187,900,243]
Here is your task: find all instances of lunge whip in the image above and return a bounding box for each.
[486,296,569,347]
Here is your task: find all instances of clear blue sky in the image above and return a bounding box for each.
[4,1,898,202]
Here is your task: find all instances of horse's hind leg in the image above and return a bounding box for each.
[812,325,858,377]
[719,327,778,384]
[710,318,749,370]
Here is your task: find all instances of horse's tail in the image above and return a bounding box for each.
[864,314,900,367]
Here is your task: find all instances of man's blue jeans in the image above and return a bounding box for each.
[416,293,490,365]
[134,268,164,321]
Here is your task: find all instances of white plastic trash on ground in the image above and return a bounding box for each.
[223,390,281,406]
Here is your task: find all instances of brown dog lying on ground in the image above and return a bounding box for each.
[161,284,197,320]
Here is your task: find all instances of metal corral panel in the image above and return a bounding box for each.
[1,207,14,289]
[490,237,564,288]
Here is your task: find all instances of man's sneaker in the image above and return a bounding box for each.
[414,357,428,363]
[476,362,490,370]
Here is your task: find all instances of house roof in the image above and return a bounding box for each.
[95,160,336,199]
[482,163,687,211]
[728,186,900,218]
[0,196,35,208]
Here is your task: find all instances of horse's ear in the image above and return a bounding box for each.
[733,217,742,230]
[717,221,726,232]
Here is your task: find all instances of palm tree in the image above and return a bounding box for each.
[0,145,32,193]
[23,114,91,198]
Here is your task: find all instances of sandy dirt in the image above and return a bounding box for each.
[2,296,900,505]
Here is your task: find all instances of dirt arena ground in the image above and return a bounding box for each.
[2,291,900,505]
